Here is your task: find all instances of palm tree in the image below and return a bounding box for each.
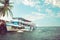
[0,0,13,33]
[0,0,13,17]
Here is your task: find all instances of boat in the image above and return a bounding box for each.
[6,17,35,32]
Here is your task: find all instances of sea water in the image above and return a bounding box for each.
[0,26,60,40]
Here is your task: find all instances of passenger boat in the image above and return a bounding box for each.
[6,17,35,32]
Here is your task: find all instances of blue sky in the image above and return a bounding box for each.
[9,0,60,26]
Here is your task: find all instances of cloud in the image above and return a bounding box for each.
[21,0,41,12]
[54,0,60,7]
[44,0,60,7]
[23,12,46,21]
[46,9,54,16]
[45,0,53,4]
[21,0,40,7]
[45,8,60,18]
[35,5,41,12]
[22,9,60,22]
[21,0,35,7]
[12,0,41,11]
[10,0,14,2]
[12,0,39,7]
[56,13,60,17]
[10,0,44,7]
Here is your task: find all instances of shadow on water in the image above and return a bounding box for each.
[0,27,60,40]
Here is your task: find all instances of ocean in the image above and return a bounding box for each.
[0,27,60,40]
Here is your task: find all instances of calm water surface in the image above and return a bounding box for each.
[0,27,60,40]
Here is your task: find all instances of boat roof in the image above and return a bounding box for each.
[13,17,31,22]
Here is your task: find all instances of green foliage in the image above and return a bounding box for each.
[0,0,13,17]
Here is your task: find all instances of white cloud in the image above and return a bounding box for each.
[56,13,60,17]
[46,9,54,16]
[21,0,35,7]
[45,0,53,4]
[10,0,14,2]
[12,0,39,7]
[10,0,41,12]
[45,0,60,7]
[54,0,60,7]
[35,5,41,12]
[23,12,46,21]
[45,9,60,18]
[23,9,60,22]
[21,0,41,11]
[20,0,40,7]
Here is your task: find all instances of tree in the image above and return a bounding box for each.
[0,0,13,33]
[0,0,13,17]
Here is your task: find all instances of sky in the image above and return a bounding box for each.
[0,0,60,26]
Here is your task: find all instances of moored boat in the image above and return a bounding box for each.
[6,17,35,32]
